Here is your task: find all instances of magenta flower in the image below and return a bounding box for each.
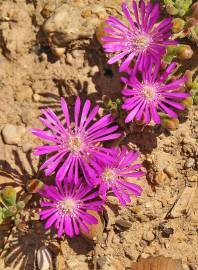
[122,62,190,124]
[32,97,121,185]
[95,147,145,205]
[39,178,103,237]
[102,1,176,72]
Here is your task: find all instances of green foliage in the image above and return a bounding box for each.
[0,187,26,224]
[164,44,193,64]
[1,186,16,206]
[190,75,198,104]
[164,0,192,17]
[102,95,126,127]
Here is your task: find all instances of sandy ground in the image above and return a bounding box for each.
[0,0,198,270]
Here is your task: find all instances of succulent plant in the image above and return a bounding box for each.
[164,0,192,17]
[164,44,193,64]
[190,75,198,104]
[159,113,180,131]
[102,95,126,127]
[0,186,25,224]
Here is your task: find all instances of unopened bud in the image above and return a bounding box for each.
[177,45,193,59]
[181,96,193,108]
[172,18,185,33]
[161,117,179,131]
[1,187,16,206]
[184,70,193,88]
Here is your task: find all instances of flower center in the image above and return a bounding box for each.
[126,32,151,51]
[134,33,151,48]
[68,135,84,154]
[58,198,76,215]
[102,168,117,182]
[142,85,157,101]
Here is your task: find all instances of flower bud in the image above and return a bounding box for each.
[161,117,179,131]
[184,70,193,88]
[1,186,16,206]
[172,18,185,33]
[181,97,193,108]
[177,45,193,59]
[26,179,44,194]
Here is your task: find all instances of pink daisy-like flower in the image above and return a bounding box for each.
[102,1,176,72]
[39,178,103,237]
[31,97,121,185]
[122,62,190,124]
[95,147,145,206]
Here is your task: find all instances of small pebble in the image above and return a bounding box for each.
[89,65,99,76]
[184,158,195,168]
[51,46,65,58]
[2,124,26,145]
[97,256,107,269]
[115,219,132,229]
[22,143,32,153]
[142,231,155,242]
[33,94,41,102]
[164,165,177,178]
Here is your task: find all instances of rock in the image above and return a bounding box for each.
[115,219,132,229]
[184,158,195,168]
[154,171,169,185]
[131,256,183,270]
[67,258,89,270]
[42,3,106,47]
[1,124,26,145]
[169,185,197,218]
[89,65,99,76]
[51,46,65,58]
[164,165,177,178]
[142,231,155,242]
[37,246,52,270]
[55,253,66,270]
[22,143,32,153]
[33,94,41,102]
[97,256,107,269]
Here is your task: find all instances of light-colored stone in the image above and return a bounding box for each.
[1,124,26,145]
[142,231,155,242]
[43,3,105,47]
[22,143,32,153]
[184,158,195,168]
[37,246,52,270]
[169,185,197,218]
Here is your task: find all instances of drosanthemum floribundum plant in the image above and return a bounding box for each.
[95,147,145,205]
[39,178,103,237]
[31,97,121,184]
[102,1,176,72]
[122,62,190,124]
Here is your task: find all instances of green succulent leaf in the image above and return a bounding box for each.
[3,206,18,218]
[1,186,16,206]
